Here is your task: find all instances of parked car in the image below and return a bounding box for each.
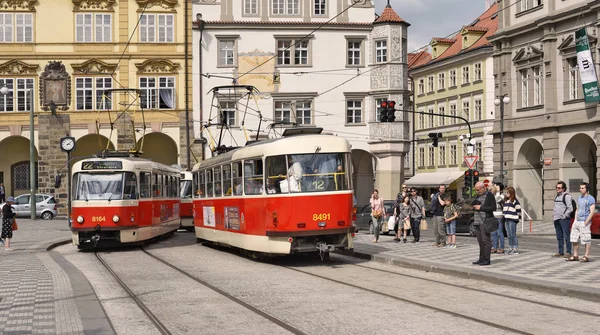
[589,203,600,238]
[0,194,57,220]
[355,200,398,235]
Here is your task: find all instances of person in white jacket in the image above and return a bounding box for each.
[279,157,304,192]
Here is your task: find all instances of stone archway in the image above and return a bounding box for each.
[515,138,543,220]
[0,136,39,197]
[136,132,178,166]
[563,133,597,196]
[71,134,115,167]
[351,149,376,206]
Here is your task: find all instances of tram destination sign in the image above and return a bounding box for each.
[81,161,123,170]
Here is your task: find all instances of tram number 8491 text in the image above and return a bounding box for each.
[312,213,330,221]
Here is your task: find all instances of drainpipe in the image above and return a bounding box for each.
[409,74,416,177]
[196,14,207,160]
[184,0,190,169]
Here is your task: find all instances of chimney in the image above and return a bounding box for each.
[485,0,492,10]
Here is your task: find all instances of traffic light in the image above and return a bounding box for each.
[464,169,473,189]
[473,170,480,184]
[379,100,396,122]
[379,101,388,122]
[428,132,442,147]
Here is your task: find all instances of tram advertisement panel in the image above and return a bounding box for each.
[224,207,240,230]
[203,206,216,227]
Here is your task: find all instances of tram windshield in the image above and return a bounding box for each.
[265,153,350,194]
[73,172,138,200]
[180,179,193,198]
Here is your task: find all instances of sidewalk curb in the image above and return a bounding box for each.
[344,249,600,304]
[46,239,72,251]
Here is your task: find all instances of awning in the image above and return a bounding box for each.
[404,171,464,188]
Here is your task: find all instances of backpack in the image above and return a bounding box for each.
[560,194,577,219]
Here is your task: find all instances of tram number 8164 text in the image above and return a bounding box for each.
[92,216,106,222]
[312,213,330,221]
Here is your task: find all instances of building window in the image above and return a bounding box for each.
[462,101,470,121]
[474,99,482,121]
[568,59,578,100]
[375,97,385,121]
[347,40,362,66]
[438,73,445,90]
[427,76,434,92]
[346,100,362,124]
[0,78,34,112]
[474,62,482,81]
[438,106,445,126]
[418,147,425,167]
[533,66,542,105]
[418,114,424,130]
[520,0,542,12]
[428,108,434,128]
[272,0,300,15]
[295,101,312,125]
[276,39,310,66]
[218,40,236,66]
[140,14,173,43]
[314,0,326,15]
[375,40,387,63]
[520,69,529,107]
[274,100,311,124]
[450,144,457,165]
[439,146,446,166]
[476,142,482,159]
[428,147,435,166]
[418,79,424,95]
[449,69,457,87]
[75,78,113,111]
[274,101,291,123]
[12,161,37,191]
[218,101,236,126]
[244,0,259,15]
[0,13,33,43]
[449,104,457,124]
[462,65,470,84]
[139,76,175,110]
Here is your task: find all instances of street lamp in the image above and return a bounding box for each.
[494,95,510,186]
[0,85,37,220]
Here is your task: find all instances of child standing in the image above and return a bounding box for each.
[443,195,458,249]
[394,196,412,243]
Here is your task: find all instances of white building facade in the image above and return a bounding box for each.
[192,0,411,203]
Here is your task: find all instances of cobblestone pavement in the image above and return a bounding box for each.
[0,219,112,334]
[351,230,600,302]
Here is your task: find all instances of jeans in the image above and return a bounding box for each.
[410,217,421,241]
[371,215,383,241]
[505,219,518,249]
[446,221,456,235]
[553,218,572,254]
[475,224,492,262]
[492,218,505,249]
[433,216,446,244]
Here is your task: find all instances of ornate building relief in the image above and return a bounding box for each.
[390,27,402,61]
[72,0,116,11]
[71,59,117,74]
[136,0,177,11]
[135,59,180,74]
[390,65,405,89]
[0,59,38,75]
[370,66,388,90]
[39,61,71,111]
[0,0,37,11]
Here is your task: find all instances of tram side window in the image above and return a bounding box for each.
[197,171,206,198]
[206,170,214,198]
[140,172,151,198]
[123,172,138,199]
[222,164,232,196]
[214,166,222,197]
[266,156,287,194]
[162,174,168,197]
[244,159,264,195]
[232,162,242,195]
[152,174,159,197]
[167,176,172,197]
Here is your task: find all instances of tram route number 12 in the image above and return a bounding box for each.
[312,213,330,221]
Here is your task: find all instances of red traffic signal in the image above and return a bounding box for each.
[388,100,396,109]
[380,101,388,108]
[473,171,479,177]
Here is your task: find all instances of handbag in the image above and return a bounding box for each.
[483,217,499,233]
[11,219,18,231]
[403,218,411,230]
[420,218,428,230]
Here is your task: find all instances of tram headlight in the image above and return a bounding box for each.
[112,215,120,223]
[76,216,84,224]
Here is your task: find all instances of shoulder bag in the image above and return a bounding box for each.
[483,217,498,233]
[11,219,18,231]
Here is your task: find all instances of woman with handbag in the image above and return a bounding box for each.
[394,196,412,243]
[370,189,385,243]
[2,196,16,251]
[471,182,496,266]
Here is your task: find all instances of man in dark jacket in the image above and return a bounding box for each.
[430,184,447,247]
[472,182,496,266]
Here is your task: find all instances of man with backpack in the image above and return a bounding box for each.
[553,181,575,258]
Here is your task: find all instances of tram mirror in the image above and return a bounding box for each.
[54,175,62,188]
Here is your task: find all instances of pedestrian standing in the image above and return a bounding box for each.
[490,184,506,254]
[472,182,496,266]
[430,184,447,247]
[567,182,595,262]
[0,183,5,203]
[553,181,574,258]
[394,196,411,243]
[2,196,16,251]
[370,189,384,243]
[443,195,458,249]
[409,188,425,243]
[503,187,521,255]
[393,185,408,235]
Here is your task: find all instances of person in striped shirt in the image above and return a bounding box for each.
[502,187,522,255]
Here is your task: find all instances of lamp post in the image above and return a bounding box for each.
[196,13,206,160]
[494,95,510,186]
[0,86,36,220]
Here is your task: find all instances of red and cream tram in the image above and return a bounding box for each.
[180,171,194,231]
[192,129,355,257]
[70,156,181,248]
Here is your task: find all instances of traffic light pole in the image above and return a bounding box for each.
[396,109,472,140]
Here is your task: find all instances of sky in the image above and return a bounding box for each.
[374,0,492,53]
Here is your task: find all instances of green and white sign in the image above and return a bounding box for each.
[575,28,600,103]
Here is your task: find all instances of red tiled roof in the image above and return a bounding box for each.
[431,38,456,44]
[408,50,432,69]
[375,5,408,24]
[415,3,498,67]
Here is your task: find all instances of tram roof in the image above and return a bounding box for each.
[72,156,182,174]
[192,134,351,171]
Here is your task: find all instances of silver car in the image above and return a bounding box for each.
[1,194,57,220]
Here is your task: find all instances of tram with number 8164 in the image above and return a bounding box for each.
[192,128,355,259]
